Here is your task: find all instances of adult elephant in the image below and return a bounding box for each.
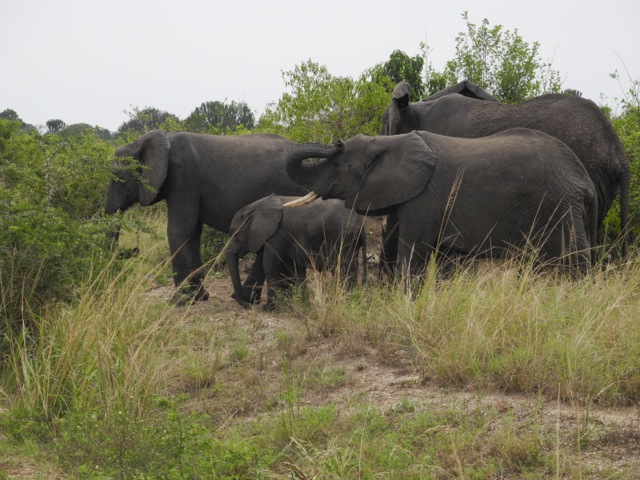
[380,81,630,273]
[285,129,597,277]
[419,79,500,102]
[105,130,306,304]
[227,194,367,311]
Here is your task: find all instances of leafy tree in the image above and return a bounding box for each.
[184,100,255,134]
[46,119,66,133]
[0,109,21,122]
[61,123,113,141]
[117,107,181,138]
[607,74,640,237]
[0,109,36,132]
[373,50,426,101]
[258,60,391,143]
[426,12,562,103]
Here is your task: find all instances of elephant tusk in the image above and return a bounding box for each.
[283,191,320,207]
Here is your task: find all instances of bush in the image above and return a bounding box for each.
[0,123,117,345]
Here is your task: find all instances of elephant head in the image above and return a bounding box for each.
[285,133,436,214]
[105,129,170,214]
[227,194,284,304]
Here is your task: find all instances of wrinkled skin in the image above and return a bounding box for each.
[227,194,367,311]
[380,82,630,274]
[105,130,306,305]
[286,129,598,279]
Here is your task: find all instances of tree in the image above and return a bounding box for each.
[184,100,255,134]
[0,109,21,122]
[374,50,426,101]
[46,119,66,133]
[426,12,562,103]
[258,60,391,143]
[117,107,180,138]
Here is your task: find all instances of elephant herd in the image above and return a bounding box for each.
[106,81,631,309]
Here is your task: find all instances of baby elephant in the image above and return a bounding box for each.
[227,194,367,311]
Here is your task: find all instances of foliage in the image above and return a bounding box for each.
[116,106,181,138]
[426,12,562,103]
[258,60,391,143]
[46,119,65,133]
[0,123,116,343]
[0,108,36,132]
[0,109,21,122]
[200,225,229,270]
[372,49,426,101]
[184,100,255,134]
[608,74,640,236]
[61,123,113,141]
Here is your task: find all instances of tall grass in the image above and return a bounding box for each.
[0,243,185,434]
[300,254,640,407]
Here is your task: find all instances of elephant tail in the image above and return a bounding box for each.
[588,189,599,266]
[618,165,631,258]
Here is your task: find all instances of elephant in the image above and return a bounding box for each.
[380,81,630,273]
[285,129,598,278]
[421,79,500,102]
[227,194,367,311]
[105,130,307,305]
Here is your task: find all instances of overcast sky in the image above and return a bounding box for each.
[1,0,638,132]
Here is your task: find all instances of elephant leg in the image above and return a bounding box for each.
[167,216,210,305]
[397,226,436,291]
[263,254,294,312]
[379,213,399,281]
[242,250,265,304]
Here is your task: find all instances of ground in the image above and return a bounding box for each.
[175,251,640,478]
[2,216,640,478]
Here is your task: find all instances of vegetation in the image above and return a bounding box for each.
[424,11,563,102]
[1,10,639,478]
[257,60,391,143]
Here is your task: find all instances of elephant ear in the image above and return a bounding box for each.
[247,194,284,253]
[116,130,170,207]
[392,81,411,109]
[346,132,436,212]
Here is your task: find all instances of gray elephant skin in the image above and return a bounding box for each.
[227,194,367,311]
[285,129,598,277]
[382,81,630,260]
[105,130,306,304]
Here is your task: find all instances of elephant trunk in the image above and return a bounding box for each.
[227,249,246,304]
[285,141,344,188]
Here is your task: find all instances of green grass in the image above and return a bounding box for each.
[2,226,640,478]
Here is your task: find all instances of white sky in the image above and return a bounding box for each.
[1,0,639,132]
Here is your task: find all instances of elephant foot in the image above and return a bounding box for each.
[171,285,210,306]
[249,289,262,304]
[240,285,262,304]
[231,292,252,309]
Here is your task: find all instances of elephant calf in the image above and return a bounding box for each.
[227,194,367,311]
